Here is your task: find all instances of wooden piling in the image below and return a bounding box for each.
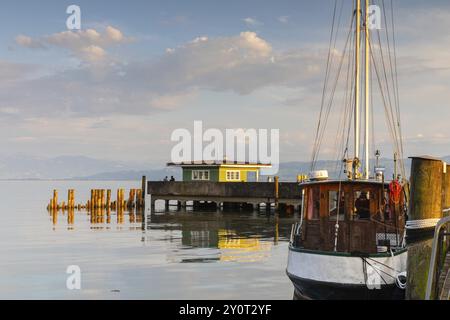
[406,156,445,300]
[52,189,58,210]
[90,189,94,211]
[106,189,111,210]
[141,176,147,210]
[128,189,136,209]
[101,189,106,209]
[97,189,102,209]
[274,176,279,212]
[444,164,450,210]
[67,189,75,209]
[136,189,142,209]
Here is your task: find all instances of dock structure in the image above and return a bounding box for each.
[146,181,302,212]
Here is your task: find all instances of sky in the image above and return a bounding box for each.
[1,0,450,168]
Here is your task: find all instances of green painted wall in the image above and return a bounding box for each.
[182,167,219,182]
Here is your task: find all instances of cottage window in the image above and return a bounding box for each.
[192,170,210,181]
[226,170,241,181]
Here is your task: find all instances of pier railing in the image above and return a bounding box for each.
[426,209,450,300]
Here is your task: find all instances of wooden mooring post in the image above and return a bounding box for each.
[274,176,279,212]
[406,156,445,300]
[47,181,145,217]
[444,164,450,210]
[141,175,146,211]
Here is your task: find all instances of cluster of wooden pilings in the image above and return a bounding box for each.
[47,188,145,212]
[406,156,450,300]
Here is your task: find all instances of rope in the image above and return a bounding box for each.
[395,271,407,290]
[405,218,441,230]
[366,256,401,273]
[311,1,355,172]
[310,0,340,170]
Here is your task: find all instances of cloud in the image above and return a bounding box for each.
[2,31,327,118]
[278,16,289,24]
[150,91,198,110]
[0,107,20,115]
[15,26,131,63]
[243,17,262,27]
[0,60,37,85]
[145,31,323,95]
[15,35,46,49]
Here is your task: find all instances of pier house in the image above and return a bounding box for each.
[167,161,272,182]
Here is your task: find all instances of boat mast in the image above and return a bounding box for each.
[354,0,371,180]
[364,0,370,180]
[354,0,361,177]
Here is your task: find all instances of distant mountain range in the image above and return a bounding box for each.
[0,154,141,180]
[0,154,449,181]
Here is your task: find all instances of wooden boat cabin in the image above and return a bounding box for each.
[296,180,405,255]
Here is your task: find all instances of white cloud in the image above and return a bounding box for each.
[278,16,289,24]
[0,107,20,115]
[15,35,45,49]
[3,31,327,118]
[0,60,36,85]
[150,91,198,110]
[243,17,262,27]
[15,26,131,63]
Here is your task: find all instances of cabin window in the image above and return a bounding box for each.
[328,190,345,221]
[306,187,320,220]
[192,170,210,181]
[353,191,371,220]
[226,170,241,181]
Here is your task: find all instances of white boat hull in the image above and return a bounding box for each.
[286,247,407,300]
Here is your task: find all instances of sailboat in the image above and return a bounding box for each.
[286,0,408,300]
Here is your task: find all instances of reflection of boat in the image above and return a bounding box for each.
[287,1,408,300]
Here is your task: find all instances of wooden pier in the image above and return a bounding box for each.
[146,180,302,212]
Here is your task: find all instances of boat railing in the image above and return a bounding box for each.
[425,209,450,300]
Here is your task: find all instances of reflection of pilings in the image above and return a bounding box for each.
[52,209,57,225]
[68,207,74,225]
[274,215,279,245]
[129,208,135,223]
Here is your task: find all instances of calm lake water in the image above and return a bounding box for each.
[0,180,297,299]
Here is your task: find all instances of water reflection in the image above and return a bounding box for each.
[47,207,297,264]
